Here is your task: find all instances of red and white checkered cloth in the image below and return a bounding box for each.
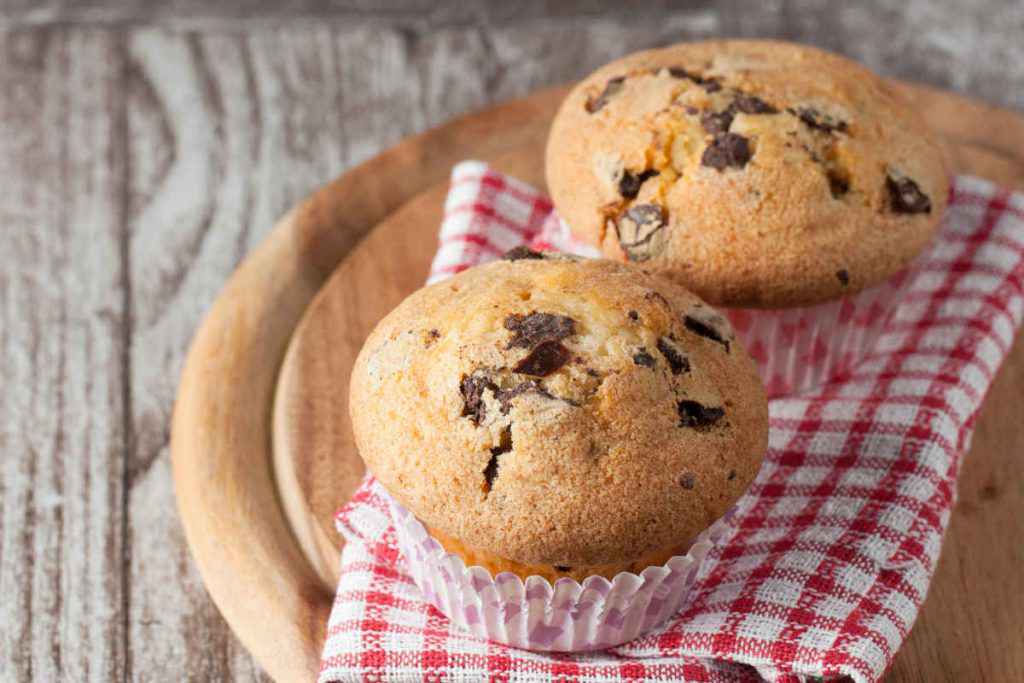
[319,161,1024,683]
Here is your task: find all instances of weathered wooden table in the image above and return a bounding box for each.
[3,2,1022,681]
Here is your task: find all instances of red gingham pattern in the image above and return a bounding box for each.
[319,161,1024,683]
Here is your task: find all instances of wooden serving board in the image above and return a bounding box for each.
[172,82,1024,683]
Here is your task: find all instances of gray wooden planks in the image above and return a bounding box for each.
[1,7,1023,681]
[0,1,1022,109]
[0,28,127,682]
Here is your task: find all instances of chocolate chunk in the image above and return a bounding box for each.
[503,246,545,261]
[827,170,850,198]
[886,175,932,214]
[513,340,571,377]
[701,110,734,135]
[633,349,656,368]
[732,94,778,115]
[460,374,497,425]
[483,425,512,493]
[702,95,776,136]
[790,107,848,134]
[618,169,660,199]
[678,400,725,429]
[667,66,700,81]
[628,310,639,321]
[684,315,730,352]
[460,377,488,421]
[667,66,720,91]
[701,133,752,171]
[554,565,572,572]
[615,204,668,262]
[657,337,690,375]
[586,76,626,114]
[679,472,696,489]
[836,269,850,286]
[504,312,576,349]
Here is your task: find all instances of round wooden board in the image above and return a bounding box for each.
[174,82,1024,683]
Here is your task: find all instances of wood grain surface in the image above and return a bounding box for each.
[2,7,1023,682]
[0,29,128,682]
[1,0,1022,121]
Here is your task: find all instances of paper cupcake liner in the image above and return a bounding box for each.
[722,268,913,398]
[385,491,735,652]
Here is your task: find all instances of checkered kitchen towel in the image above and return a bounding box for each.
[319,161,1024,682]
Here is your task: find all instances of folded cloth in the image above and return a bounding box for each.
[319,161,1024,683]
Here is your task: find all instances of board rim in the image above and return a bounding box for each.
[172,81,1024,683]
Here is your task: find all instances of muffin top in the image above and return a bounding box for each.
[350,252,768,568]
[546,39,949,308]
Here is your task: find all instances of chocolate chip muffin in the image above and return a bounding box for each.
[350,251,768,582]
[546,39,949,308]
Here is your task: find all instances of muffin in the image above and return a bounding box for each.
[546,39,949,395]
[349,251,768,649]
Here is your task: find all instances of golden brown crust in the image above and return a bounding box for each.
[546,39,950,308]
[427,525,688,582]
[350,255,767,567]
